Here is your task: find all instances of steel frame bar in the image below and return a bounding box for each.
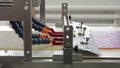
[1,61,120,68]
[0,1,120,68]
[62,3,73,68]
[40,0,45,24]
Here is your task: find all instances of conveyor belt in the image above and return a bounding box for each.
[92,31,120,49]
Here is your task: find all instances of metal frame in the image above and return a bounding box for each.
[62,3,73,68]
[1,1,120,68]
[0,0,32,62]
[1,62,120,68]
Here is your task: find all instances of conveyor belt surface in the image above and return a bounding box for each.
[92,31,120,49]
[0,31,120,50]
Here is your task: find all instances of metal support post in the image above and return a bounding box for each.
[62,3,73,68]
[63,26,73,68]
[40,0,45,24]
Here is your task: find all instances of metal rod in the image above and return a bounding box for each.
[40,0,45,24]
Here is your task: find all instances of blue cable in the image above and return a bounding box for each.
[32,17,45,27]
[10,21,50,45]
[32,23,43,32]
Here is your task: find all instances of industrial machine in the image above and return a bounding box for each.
[0,0,120,68]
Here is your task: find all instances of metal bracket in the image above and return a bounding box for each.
[0,0,32,63]
[62,3,68,20]
[56,3,68,27]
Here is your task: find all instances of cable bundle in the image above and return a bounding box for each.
[10,21,50,45]
[10,17,63,45]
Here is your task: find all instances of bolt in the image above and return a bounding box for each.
[74,45,78,53]
[78,32,82,36]
[73,35,76,37]
[69,15,72,20]
[86,37,90,43]
[83,27,87,34]
[81,22,83,28]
